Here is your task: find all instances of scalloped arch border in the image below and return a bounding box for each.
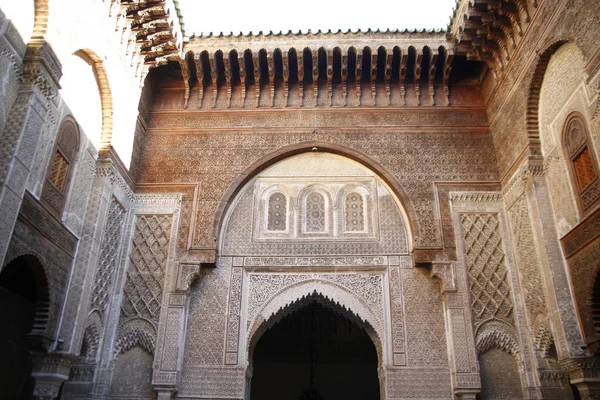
[246,278,385,366]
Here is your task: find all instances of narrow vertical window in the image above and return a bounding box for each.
[305,192,326,232]
[345,192,365,231]
[267,192,287,231]
[563,113,600,213]
[41,117,80,217]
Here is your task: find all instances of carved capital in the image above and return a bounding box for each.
[561,357,600,399]
[561,357,600,381]
[520,155,546,184]
[412,248,438,266]
[31,352,78,400]
[176,262,201,291]
[431,262,457,292]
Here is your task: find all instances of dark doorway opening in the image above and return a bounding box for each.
[250,297,380,400]
[0,255,49,400]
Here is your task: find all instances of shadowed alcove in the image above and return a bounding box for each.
[250,294,380,400]
[0,255,50,399]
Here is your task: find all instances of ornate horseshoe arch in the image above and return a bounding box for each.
[244,276,387,364]
[173,151,464,400]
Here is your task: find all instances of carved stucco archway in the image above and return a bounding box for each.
[246,278,386,364]
[166,151,465,400]
[245,283,387,399]
[212,141,418,253]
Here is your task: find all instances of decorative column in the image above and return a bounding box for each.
[152,262,201,399]
[502,157,588,397]
[430,262,481,399]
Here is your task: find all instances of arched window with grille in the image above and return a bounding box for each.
[41,117,80,217]
[345,191,366,232]
[267,192,287,231]
[305,191,326,233]
[563,113,600,214]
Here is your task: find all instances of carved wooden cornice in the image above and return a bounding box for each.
[448,0,538,77]
[117,0,184,66]
[182,36,455,108]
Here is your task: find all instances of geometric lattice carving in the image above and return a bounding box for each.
[402,269,448,367]
[461,213,513,326]
[305,191,326,232]
[121,215,172,324]
[40,117,80,216]
[90,198,125,314]
[573,147,597,190]
[48,151,69,190]
[267,192,287,231]
[345,192,365,231]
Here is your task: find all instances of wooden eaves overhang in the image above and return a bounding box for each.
[180,30,455,108]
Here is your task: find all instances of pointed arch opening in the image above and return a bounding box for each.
[248,292,382,400]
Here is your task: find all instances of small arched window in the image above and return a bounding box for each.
[305,191,326,232]
[345,192,365,231]
[563,113,600,214]
[41,117,80,217]
[267,192,287,231]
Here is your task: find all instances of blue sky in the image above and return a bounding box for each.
[177,0,457,36]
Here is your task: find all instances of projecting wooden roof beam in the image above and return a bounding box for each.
[399,49,408,106]
[355,48,363,104]
[369,48,377,105]
[267,51,275,107]
[238,51,247,105]
[384,47,393,105]
[193,52,205,106]
[311,49,319,104]
[427,47,438,106]
[413,48,423,106]
[252,51,261,106]
[341,48,348,106]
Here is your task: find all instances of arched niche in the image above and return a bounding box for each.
[220,151,412,256]
[212,142,417,253]
[538,43,593,235]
